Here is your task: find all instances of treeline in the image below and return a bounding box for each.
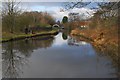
[88,2,119,43]
[2,1,55,33]
[89,2,119,29]
[63,2,119,29]
[2,11,55,33]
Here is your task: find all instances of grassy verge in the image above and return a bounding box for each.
[1,30,58,43]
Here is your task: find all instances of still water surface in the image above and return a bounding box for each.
[2,33,117,78]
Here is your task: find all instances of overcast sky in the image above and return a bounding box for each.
[18,2,98,21]
[3,0,119,2]
[6,0,118,21]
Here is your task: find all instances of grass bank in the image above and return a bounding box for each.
[1,30,58,43]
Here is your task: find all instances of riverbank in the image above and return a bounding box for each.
[1,30,58,43]
[71,27,119,76]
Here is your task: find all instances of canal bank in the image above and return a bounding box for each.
[1,30,58,43]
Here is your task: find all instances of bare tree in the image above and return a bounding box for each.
[64,1,120,18]
[64,2,91,10]
[2,0,21,33]
[97,2,120,18]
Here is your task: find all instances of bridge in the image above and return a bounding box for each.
[52,24,60,28]
[52,24,64,30]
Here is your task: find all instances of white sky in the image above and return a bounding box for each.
[18,2,96,21]
[5,1,120,21]
[2,0,120,2]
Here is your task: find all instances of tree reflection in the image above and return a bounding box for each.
[2,35,55,78]
[2,41,28,78]
[61,28,86,46]
[92,43,119,72]
[67,35,88,46]
[62,33,67,40]
[62,29,69,40]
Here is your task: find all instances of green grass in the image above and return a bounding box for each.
[1,30,58,42]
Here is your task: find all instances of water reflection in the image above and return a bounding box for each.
[62,33,68,40]
[2,35,55,78]
[61,29,88,46]
[2,41,28,78]
[2,33,117,78]
[68,37,87,46]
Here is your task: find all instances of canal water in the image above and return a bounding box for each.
[2,33,117,78]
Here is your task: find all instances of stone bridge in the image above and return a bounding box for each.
[52,24,60,28]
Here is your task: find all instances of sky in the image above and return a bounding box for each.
[3,0,119,2]
[19,2,98,21]
[6,0,117,21]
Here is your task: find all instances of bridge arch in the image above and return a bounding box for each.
[52,24,60,28]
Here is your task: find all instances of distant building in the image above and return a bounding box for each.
[79,21,90,29]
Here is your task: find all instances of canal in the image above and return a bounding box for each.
[2,32,117,78]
